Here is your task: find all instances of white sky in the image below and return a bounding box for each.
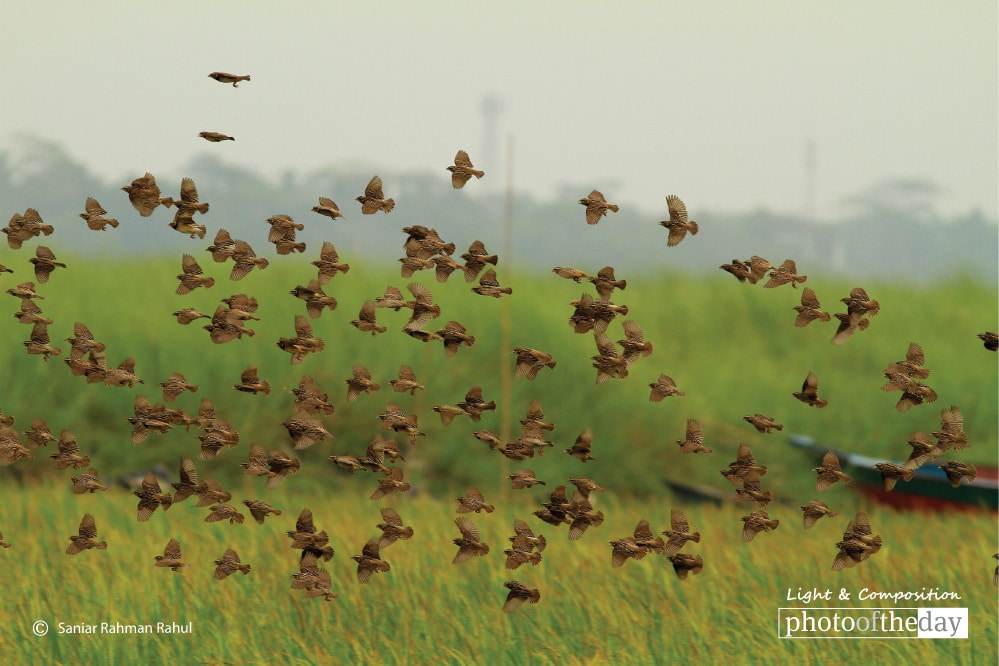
[2,1,996,219]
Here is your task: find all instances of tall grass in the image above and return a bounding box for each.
[0,487,995,664]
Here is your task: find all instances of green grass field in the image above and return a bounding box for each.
[0,251,996,664]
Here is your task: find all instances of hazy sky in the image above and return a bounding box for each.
[2,1,996,219]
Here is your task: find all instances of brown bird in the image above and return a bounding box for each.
[660,195,699,246]
[433,404,469,426]
[566,427,597,462]
[374,285,411,311]
[241,443,274,479]
[609,536,647,567]
[389,364,425,395]
[813,451,852,492]
[932,406,969,452]
[939,461,977,488]
[3,208,52,249]
[743,413,783,434]
[227,240,268,280]
[176,254,215,295]
[66,513,107,555]
[233,365,270,395]
[213,548,251,580]
[437,321,476,358]
[764,259,807,288]
[617,320,653,365]
[6,281,44,300]
[276,314,325,364]
[0,531,8,548]
[208,71,250,87]
[502,581,541,613]
[205,503,246,525]
[734,479,772,508]
[13,298,51,326]
[676,418,712,454]
[346,365,380,402]
[552,266,593,284]
[29,246,66,283]
[841,287,880,317]
[793,371,828,408]
[649,374,685,401]
[511,518,547,552]
[134,471,173,521]
[311,241,350,286]
[832,512,882,571]
[720,443,768,487]
[154,539,187,572]
[668,553,704,580]
[23,418,56,449]
[281,415,332,450]
[447,149,485,188]
[71,468,108,494]
[978,332,998,351]
[504,538,543,570]
[720,259,755,283]
[509,468,546,490]
[292,375,335,417]
[376,508,414,549]
[329,454,367,474]
[168,179,209,239]
[0,428,31,467]
[172,307,210,325]
[311,197,344,222]
[403,282,441,331]
[831,310,871,345]
[370,467,411,500]
[471,268,513,297]
[579,189,619,225]
[901,432,943,470]
[662,509,701,556]
[49,429,90,470]
[793,287,830,327]
[79,197,119,231]
[170,457,203,504]
[353,538,391,583]
[588,266,627,301]
[350,299,387,336]
[457,487,495,514]
[121,172,172,216]
[874,462,916,491]
[461,240,498,282]
[741,510,780,542]
[199,131,235,142]
[456,386,496,422]
[883,342,929,380]
[357,175,395,214]
[452,517,489,564]
[159,372,198,402]
[24,321,62,360]
[800,500,837,529]
[290,280,338,319]
[513,347,557,380]
[472,429,503,450]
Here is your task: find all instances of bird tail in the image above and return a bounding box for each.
[689,221,699,235]
[204,277,216,289]
[96,541,108,550]
[383,199,396,213]
[609,204,620,213]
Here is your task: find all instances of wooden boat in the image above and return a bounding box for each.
[790,434,998,511]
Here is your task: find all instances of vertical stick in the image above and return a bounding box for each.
[498,134,514,500]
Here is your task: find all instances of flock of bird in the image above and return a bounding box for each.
[1,69,996,616]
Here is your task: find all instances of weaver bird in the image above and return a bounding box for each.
[71,468,108,494]
[154,539,187,572]
[353,538,391,583]
[720,259,754,283]
[663,509,700,556]
[214,549,251,579]
[932,406,968,452]
[741,511,780,542]
[471,268,512,297]
[376,508,414,549]
[208,71,250,86]
[66,514,107,555]
[513,347,557,380]
[509,469,546,490]
[447,149,484,188]
[566,427,596,462]
[764,259,806,288]
[743,413,783,434]
[456,386,496,422]
[276,315,325,364]
[199,131,234,142]
[649,374,685,401]
[978,332,998,351]
[659,195,698,246]
[49,429,90,469]
[134,471,173,521]
[939,461,976,488]
[176,254,215,295]
[461,240,497,281]
[205,503,246,525]
[234,365,270,395]
[813,451,852,492]
[901,432,943,470]
[832,512,882,571]
[452,517,489,564]
[793,371,827,408]
[121,172,172,216]
[676,418,711,454]
[579,189,619,225]
[793,288,830,327]
[800,500,837,529]
[79,197,119,231]
[502,581,541,613]
[30,246,66,283]
[312,241,350,284]
[345,365,380,402]
[457,487,495,513]
[24,321,62,360]
[668,553,704,579]
[356,175,394,214]
[350,299,387,335]
[370,467,410,500]
[874,462,915,491]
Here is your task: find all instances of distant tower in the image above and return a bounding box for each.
[481,94,503,188]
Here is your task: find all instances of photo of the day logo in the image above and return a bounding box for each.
[779,608,968,639]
